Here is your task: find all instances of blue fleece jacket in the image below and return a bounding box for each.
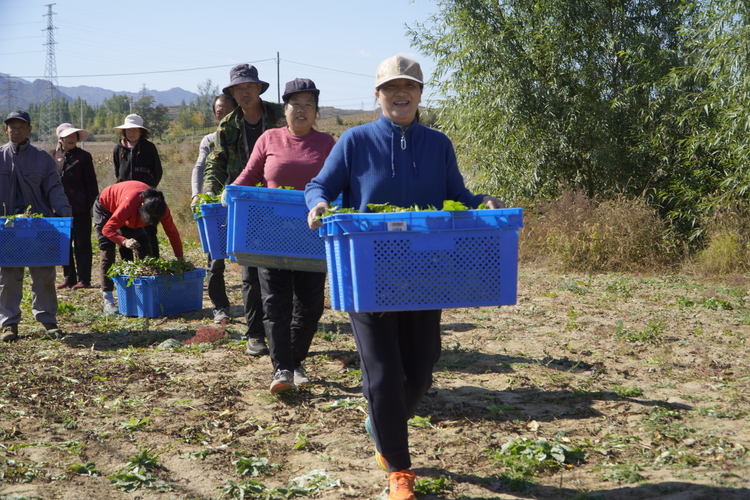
[305,115,484,211]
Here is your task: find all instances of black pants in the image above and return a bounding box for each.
[61,212,93,286]
[207,257,264,340]
[93,200,152,292]
[259,268,326,373]
[350,309,442,472]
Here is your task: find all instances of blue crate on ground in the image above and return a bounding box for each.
[320,209,523,313]
[225,185,328,272]
[0,217,72,267]
[113,269,206,318]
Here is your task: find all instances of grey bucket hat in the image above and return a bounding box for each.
[222,64,270,96]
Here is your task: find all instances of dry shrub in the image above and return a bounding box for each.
[520,189,674,273]
[693,204,750,275]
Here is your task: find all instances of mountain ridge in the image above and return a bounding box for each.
[1,73,198,109]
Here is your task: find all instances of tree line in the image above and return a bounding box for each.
[26,80,220,142]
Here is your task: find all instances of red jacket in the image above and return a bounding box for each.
[98,181,183,258]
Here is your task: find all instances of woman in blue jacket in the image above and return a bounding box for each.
[305,55,503,500]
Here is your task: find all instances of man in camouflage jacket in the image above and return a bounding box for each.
[203,64,284,357]
[204,66,284,194]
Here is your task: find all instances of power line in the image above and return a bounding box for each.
[13,60,276,80]
[281,58,372,78]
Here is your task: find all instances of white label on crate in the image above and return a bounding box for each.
[387,221,407,231]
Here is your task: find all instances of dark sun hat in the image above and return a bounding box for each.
[222,64,270,96]
[282,78,320,103]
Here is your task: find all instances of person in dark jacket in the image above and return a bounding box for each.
[0,110,72,342]
[50,123,98,290]
[112,114,162,259]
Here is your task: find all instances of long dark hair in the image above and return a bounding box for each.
[139,188,167,225]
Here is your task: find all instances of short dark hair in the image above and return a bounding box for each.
[213,94,237,113]
[139,188,167,225]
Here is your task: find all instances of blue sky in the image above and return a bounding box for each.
[0,0,441,110]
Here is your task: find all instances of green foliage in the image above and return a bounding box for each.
[233,454,276,477]
[488,436,585,486]
[615,320,664,345]
[119,416,151,431]
[67,461,99,476]
[645,2,750,241]
[105,257,196,282]
[123,448,159,474]
[599,463,645,484]
[192,191,223,217]
[2,207,43,224]
[409,0,687,204]
[318,200,479,220]
[415,475,453,495]
[612,385,645,398]
[408,416,435,429]
[218,469,340,499]
[109,449,171,492]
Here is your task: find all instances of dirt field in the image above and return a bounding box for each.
[0,231,748,500]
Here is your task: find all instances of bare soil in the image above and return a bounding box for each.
[1,247,749,500]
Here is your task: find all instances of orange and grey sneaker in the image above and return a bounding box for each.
[364,416,388,471]
[388,470,416,500]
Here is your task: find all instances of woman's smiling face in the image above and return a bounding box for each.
[375,79,422,127]
[285,92,317,136]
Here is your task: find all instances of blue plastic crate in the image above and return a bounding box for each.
[194,203,233,260]
[0,217,72,267]
[225,185,327,272]
[194,211,210,254]
[113,269,206,318]
[320,209,523,312]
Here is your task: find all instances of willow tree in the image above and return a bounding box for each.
[643,0,750,239]
[409,0,687,202]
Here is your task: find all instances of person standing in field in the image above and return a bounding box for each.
[0,110,72,342]
[191,94,237,205]
[50,123,98,290]
[305,56,504,500]
[112,114,163,259]
[191,94,238,325]
[204,64,285,356]
[231,78,335,394]
[94,180,184,314]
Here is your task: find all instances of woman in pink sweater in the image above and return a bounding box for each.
[233,79,335,394]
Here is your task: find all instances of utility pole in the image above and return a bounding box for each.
[41,3,59,145]
[276,52,281,104]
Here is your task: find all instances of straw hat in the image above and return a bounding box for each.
[114,114,149,132]
[56,123,89,142]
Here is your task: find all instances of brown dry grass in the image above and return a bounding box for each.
[520,189,680,273]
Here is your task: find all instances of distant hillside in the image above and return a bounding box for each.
[0,73,197,109]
